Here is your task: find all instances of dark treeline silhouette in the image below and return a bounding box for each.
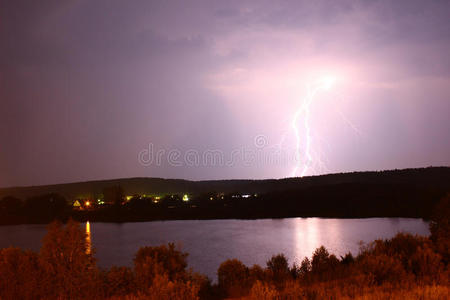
[0,193,71,225]
[0,183,447,225]
[0,196,448,299]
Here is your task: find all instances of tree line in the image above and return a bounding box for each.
[1,180,448,225]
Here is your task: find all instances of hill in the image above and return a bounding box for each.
[1,167,449,201]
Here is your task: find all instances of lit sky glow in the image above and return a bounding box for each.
[1,0,449,186]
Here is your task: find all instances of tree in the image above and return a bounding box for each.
[39,220,100,299]
[311,246,330,274]
[126,196,152,212]
[103,185,125,206]
[134,243,188,290]
[311,246,339,281]
[266,254,290,286]
[299,257,311,278]
[429,194,450,264]
[23,193,68,221]
[249,264,266,283]
[0,196,23,215]
[217,259,250,298]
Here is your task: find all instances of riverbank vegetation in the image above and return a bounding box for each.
[0,196,448,299]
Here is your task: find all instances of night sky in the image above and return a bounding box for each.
[1,0,449,187]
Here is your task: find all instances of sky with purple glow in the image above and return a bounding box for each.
[1,0,449,187]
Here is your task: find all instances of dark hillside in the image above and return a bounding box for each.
[1,167,448,200]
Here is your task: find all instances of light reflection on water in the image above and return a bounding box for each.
[0,218,429,280]
[86,221,91,255]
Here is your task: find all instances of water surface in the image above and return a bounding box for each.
[0,218,429,280]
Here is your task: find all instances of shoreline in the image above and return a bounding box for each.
[0,214,430,226]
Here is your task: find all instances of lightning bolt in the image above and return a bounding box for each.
[291,76,335,177]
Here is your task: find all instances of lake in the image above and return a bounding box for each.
[0,218,429,280]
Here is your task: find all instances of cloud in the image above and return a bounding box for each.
[0,0,449,186]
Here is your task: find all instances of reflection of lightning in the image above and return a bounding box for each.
[291,76,335,177]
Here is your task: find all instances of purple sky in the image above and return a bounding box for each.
[1,0,449,187]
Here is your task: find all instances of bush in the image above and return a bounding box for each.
[134,243,188,290]
[105,266,136,297]
[246,280,278,300]
[0,248,41,300]
[144,274,200,300]
[359,253,407,285]
[409,245,444,283]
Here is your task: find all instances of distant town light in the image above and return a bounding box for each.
[183,194,189,202]
[85,201,91,207]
